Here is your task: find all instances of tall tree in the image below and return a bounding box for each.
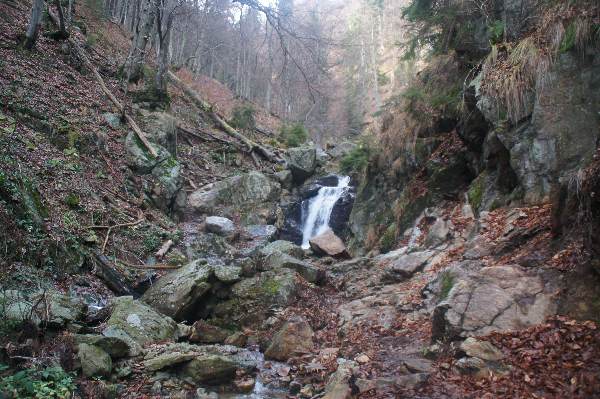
[24,0,45,49]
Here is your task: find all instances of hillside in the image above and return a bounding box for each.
[1,0,600,398]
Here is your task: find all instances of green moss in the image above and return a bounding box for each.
[262,278,282,296]
[64,193,80,209]
[439,273,455,300]
[559,22,576,53]
[468,173,486,212]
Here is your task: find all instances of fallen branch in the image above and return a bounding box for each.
[166,70,282,163]
[47,9,157,157]
[92,249,133,295]
[155,239,173,259]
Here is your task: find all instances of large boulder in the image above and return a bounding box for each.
[141,111,177,156]
[263,252,324,284]
[103,296,178,355]
[264,316,314,361]
[142,343,257,384]
[286,146,317,183]
[78,343,112,378]
[378,250,436,283]
[213,269,298,327]
[205,216,235,236]
[142,259,213,321]
[2,289,86,328]
[188,172,281,224]
[430,262,557,341]
[189,320,230,344]
[259,240,304,259]
[309,229,349,258]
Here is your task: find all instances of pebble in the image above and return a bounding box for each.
[355,354,370,364]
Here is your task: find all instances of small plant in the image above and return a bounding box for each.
[280,123,308,147]
[377,70,390,86]
[439,273,455,300]
[0,365,76,399]
[340,143,371,173]
[379,223,397,253]
[230,105,256,130]
[64,193,80,209]
[488,20,505,44]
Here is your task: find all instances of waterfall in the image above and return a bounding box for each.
[301,176,351,249]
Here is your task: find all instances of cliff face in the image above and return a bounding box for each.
[349,0,600,254]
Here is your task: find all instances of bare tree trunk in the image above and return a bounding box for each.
[54,0,68,37]
[24,0,45,49]
[122,0,156,82]
[155,17,172,97]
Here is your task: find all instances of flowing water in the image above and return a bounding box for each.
[301,176,351,249]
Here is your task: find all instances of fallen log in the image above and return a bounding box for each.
[92,249,133,296]
[166,70,282,163]
[47,9,157,157]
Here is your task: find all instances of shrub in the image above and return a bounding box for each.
[230,105,256,130]
[0,365,76,399]
[379,223,397,253]
[340,143,371,173]
[280,123,308,147]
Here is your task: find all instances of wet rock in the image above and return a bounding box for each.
[189,320,230,344]
[205,216,235,236]
[103,296,178,355]
[380,250,435,283]
[265,316,314,361]
[188,171,281,224]
[309,229,349,258]
[431,263,556,341]
[260,240,304,259]
[183,355,242,385]
[286,146,317,184]
[263,252,324,284]
[234,377,256,392]
[459,337,504,361]
[78,343,112,378]
[141,259,212,321]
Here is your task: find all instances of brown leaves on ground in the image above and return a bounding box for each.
[426,317,600,398]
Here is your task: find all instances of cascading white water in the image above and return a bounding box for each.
[301,176,351,249]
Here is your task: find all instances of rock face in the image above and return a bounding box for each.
[103,296,178,355]
[188,171,281,224]
[309,229,348,258]
[205,216,235,236]
[286,146,317,183]
[475,52,600,203]
[264,316,314,361]
[430,263,557,341]
[2,289,86,328]
[142,260,213,321]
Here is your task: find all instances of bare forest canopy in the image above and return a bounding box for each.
[62,0,415,143]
